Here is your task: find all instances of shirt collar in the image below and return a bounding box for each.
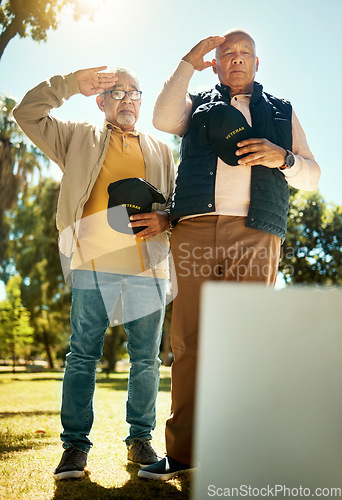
[216,81,263,104]
[105,120,139,136]
[231,94,252,101]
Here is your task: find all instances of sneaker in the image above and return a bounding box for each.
[127,439,160,466]
[53,445,88,480]
[138,455,192,481]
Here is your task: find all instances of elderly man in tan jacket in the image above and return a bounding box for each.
[14,65,176,479]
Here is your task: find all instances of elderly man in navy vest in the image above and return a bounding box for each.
[138,30,320,481]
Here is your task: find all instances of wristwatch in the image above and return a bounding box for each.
[280,150,295,170]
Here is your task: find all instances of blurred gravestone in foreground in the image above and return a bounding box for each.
[193,283,342,499]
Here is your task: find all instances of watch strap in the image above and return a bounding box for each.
[280,150,295,170]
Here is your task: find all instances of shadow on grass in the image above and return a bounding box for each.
[53,462,191,499]
[96,376,171,393]
[0,429,54,455]
[96,377,128,392]
[6,377,64,382]
[0,410,59,419]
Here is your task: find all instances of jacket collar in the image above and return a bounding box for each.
[215,81,263,105]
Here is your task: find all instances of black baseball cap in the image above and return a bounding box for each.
[192,101,253,166]
[107,177,166,234]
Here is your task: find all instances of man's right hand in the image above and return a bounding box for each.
[182,36,226,71]
[74,66,117,96]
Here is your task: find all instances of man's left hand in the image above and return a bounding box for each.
[236,139,286,168]
[129,211,170,239]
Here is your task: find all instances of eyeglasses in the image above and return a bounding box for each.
[102,90,142,101]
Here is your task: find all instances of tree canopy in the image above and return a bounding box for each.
[0,274,34,370]
[2,178,72,367]
[280,190,342,285]
[0,94,48,255]
[0,0,94,59]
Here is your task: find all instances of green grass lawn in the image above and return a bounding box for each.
[0,367,192,499]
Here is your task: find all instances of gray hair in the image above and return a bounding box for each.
[108,66,141,90]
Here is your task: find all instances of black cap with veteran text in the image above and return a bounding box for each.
[107,177,166,234]
[192,101,254,166]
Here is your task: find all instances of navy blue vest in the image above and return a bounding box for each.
[170,81,292,241]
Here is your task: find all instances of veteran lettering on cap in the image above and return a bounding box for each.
[191,101,254,166]
[107,177,166,234]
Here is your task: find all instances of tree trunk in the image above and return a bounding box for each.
[42,326,55,369]
[0,208,3,259]
[106,326,117,373]
[162,303,173,366]
[0,19,20,60]
[11,343,16,373]
[162,330,172,366]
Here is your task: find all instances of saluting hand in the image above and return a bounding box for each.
[182,36,226,71]
[74,66,117,96]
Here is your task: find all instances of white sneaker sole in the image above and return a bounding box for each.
[54,470,85,480]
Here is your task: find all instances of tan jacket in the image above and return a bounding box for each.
[13,73,176,263]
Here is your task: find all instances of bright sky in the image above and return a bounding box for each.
[0,0,341,297]
[1,0,341,204]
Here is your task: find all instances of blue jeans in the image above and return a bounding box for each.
[60,270,167,452]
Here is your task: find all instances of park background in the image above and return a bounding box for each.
[0,0,342,498]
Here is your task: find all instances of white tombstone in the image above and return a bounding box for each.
[192,283,342,499]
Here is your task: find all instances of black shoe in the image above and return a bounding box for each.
[127,439,160,466]
[138,456,192,481]
[54,445,88,480]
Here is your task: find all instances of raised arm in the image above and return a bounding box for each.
[153,36,225,136]
[13,66,116,171]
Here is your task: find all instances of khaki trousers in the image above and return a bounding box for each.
[166,216,281,465]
